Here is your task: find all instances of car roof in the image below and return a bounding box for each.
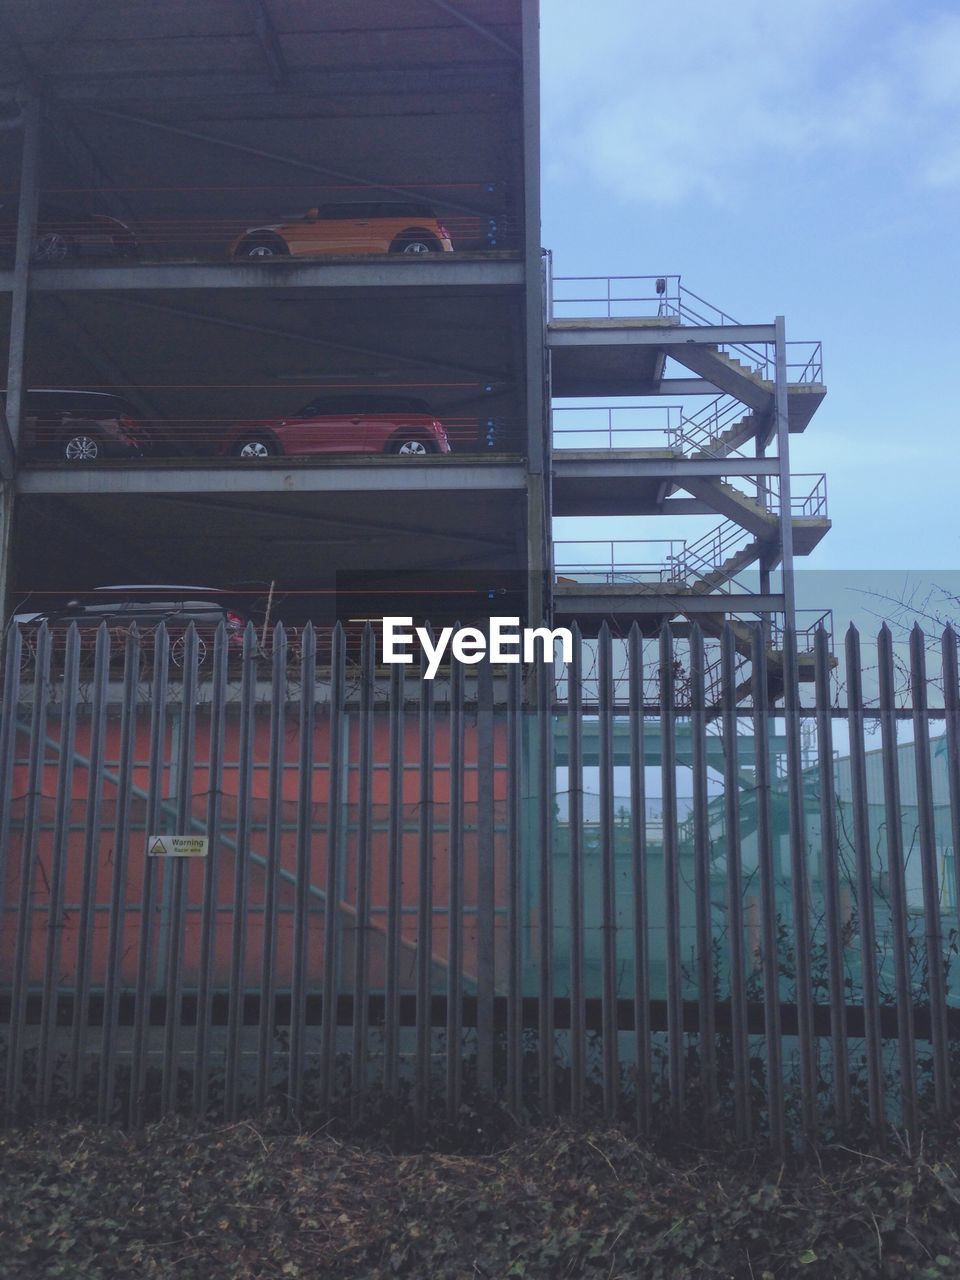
[4,389,138,415]
[315,200,437,216]
[88,584,227,592]
[3,388,131,400]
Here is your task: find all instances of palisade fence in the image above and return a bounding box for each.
[1,617,959,1150]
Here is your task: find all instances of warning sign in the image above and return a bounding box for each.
[147,835,209,857]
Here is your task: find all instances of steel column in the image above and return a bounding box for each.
[773,315,796,623]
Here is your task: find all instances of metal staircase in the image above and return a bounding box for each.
[673,396,758,461]
[546,270,832,698]
[671,522,761,594]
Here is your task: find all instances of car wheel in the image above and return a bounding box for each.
[171,634,208,668]
[235,236,288,259]
[33,231,74,263]
[232,437,278,459]
[63,433,103,463]
[391,235,441,255]
[390,438,434,456]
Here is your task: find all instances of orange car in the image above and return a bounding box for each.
[230,201,454,259]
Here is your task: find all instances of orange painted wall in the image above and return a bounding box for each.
[1,707,514,994]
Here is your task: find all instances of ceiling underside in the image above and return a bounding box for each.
[13,485,528,613]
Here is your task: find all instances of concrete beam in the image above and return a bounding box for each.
[16,459,529,497]
[547,322,776,348]
[5,257,523,293]
[651,378,723,396]
[553,453,781,480]
[554,591,785,617]
[0,64,519,105]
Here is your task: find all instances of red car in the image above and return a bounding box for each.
[220,394,452,459]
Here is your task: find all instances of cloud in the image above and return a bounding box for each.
[541,0,960,206]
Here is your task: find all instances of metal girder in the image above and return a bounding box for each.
[82,105,497,218]
[522,0,545,624]
[0,64,518,107]
[0,411,15,482]
[773,316,796,622]
[3,257,523,293]
[248,0,288,86]
[427,0,522,59]
[16,460,528,497]
[108,296,510,383]
[547,323,777,348]
[4,97,40,453]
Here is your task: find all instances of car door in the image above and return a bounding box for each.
[282,397,369,454]
[339,202,378,253]
[298,204,371,254]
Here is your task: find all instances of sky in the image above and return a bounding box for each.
[539,0,960,593]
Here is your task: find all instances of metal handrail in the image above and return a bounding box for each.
[788,474,828,518]
[669,521,755,590]
[550,274,824,384]
[552,403,680,449]
[769,609,835,654]
[554,526,758,593]
[670,395,753,459]
[553,538,686,585]
[759,473,829,518]
[550,272,682,320]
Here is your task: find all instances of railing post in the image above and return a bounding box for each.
[567,624,585,1116]
[910,625,950,1118]
[774,315,796,624]
[476,644,496,1096]
[878,625,918,1144]
[195,623,229,1119]
[721,625,751,1140]
[845,625,885,1137]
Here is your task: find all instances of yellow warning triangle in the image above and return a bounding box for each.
[150,838,167,855]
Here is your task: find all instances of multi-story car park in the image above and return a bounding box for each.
[0,0,828,663]
[0,0,847,1135]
